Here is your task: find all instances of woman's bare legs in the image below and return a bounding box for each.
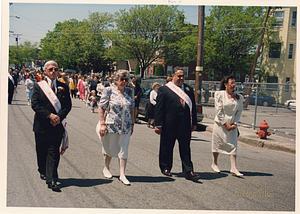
[103,154,112,178]
[211,152,220,173]
[230,155,243,177]
[119,158,130,185]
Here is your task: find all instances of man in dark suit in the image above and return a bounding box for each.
[155,66,199,180]
[8,68,16,104]
[129,76,142,123]
[31,60,72,191]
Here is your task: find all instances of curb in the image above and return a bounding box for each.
[205,126,295,154]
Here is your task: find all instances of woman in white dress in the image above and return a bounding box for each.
[211,75,244,177]
[25,73,36,105]
[97,70,135,185]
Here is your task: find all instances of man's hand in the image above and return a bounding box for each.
[48,113,60,127]
[191,125,197,132]
[155,127,162,135]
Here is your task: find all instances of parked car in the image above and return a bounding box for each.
[138,88,204,123]
[288,101,296,111]
[242,92,276,107]
[284,99,296,109]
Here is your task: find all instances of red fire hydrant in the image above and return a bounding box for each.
[255,120,271,139]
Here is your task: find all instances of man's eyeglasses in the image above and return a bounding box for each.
[47,67,59,72]
[176,75,184,78]
[120,77,129,82]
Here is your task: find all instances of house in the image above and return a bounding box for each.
[259,7,297,102]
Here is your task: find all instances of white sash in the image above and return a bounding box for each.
[166,81,193,124]
[37,80,69,154]
[8,74,15,85]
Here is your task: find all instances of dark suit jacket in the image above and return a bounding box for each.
[31,79,72,134]
[8,77,15,93]
[155,83,197,136]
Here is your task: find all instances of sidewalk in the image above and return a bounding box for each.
[201,117,296,154]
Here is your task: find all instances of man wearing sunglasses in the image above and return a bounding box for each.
[155,66,199,180]
[31,60,72,191]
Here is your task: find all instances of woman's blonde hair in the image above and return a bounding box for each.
[152,82,160,89]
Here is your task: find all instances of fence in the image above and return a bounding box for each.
[141,79,296,105]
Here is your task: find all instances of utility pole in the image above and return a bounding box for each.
[243,7,272,108]
[12,34,23,69]
[195,5,205,104]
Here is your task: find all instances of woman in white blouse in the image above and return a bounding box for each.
[211,75,244,177]
[25,73,36,105]
[146,82,160,128]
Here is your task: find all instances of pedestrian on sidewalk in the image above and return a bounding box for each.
[96,69,135,186]
[89,90,98,113]
[146,82,160,128]
[8,68,16,105]
[211,75,244,177]
[128,76,142,124]
[78,75,86,101]
[25,73,36,105]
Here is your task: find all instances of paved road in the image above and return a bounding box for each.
[5,83,295,212]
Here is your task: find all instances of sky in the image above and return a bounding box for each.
[8,3,212,47]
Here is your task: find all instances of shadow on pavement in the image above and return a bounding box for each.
[126,175,175,183]
[58,178,113,189]
[221,170,273,177]
[198,172,229,180]
[171,173,203,184]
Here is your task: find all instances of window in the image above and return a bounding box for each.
[291,11,297,27]
[285,77,291,92]
[167,66,173,76]
[288,44,294,60]
[267,76,278,91]
[272,11,285,27]
[183,67,189,77]
[269,42,281,59]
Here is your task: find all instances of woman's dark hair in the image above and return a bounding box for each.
[219,75,235,90]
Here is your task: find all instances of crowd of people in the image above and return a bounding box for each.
[8,62,244,191]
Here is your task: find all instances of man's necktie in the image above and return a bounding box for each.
[51,82,55,92]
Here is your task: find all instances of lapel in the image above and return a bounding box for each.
[56,80,64,100]
[180,84,190,109]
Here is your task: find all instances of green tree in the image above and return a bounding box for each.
[154,64,164,76]
[107,5,183,78]
[203,6,269,79]
[39,13,114,74]
[163,14,198,66]
[9,41,38,69]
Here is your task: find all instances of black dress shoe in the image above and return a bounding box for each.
[185,171,200,180]
[40,173,46,180]
[162,169,172,177]
[48,181,60,191]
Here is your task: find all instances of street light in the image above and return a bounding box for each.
[10,15,20,19]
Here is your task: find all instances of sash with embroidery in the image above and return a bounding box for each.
[37,80,69,155]
[166,81,193,125]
